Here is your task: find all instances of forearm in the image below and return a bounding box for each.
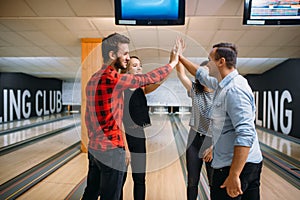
[144,83,160,94]
[196,68,219,90]
[229,146,250,177]
[179,55,199,76]
[121,124,129,151]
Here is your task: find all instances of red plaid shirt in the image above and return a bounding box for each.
[85,64,172,151]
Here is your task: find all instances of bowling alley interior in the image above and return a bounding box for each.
[0,0,300,199]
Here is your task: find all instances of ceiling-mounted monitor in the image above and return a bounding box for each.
[114,0,185,26]
[243,0,300,25]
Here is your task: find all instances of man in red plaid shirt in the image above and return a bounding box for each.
[82,33,181,200]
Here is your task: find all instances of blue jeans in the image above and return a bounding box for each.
[210,162,263,200]
[82,148,126,200]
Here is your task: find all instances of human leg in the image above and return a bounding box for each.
[91,148,125,200]
[81,152,101,200]
[210,162,262,200]
[210,166,241,200]
[204,161,213,187]
[119,169,128,200]
[240,162,262,200]
[126,130,146,200]
[186,129,203,200]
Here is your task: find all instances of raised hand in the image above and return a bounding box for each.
[169,38,182,68]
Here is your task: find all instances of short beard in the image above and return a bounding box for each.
[114,57,126,71]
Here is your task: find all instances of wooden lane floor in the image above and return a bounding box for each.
[256,127,300,161]
[17,114,187,200]
[0,126,81,185]
[0,117,79,149]
[179,113,300,161]
[0,113,71,133]
[14,114,300,199]
[16,153,88,200]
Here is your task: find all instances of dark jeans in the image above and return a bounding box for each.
[120,127,146,200]
[82,148,126,200]
[186,128,213,200]
[210,162,263,200]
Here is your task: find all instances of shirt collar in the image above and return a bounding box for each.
[219,69,239,88]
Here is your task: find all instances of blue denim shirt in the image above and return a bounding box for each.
[196,68,263,169]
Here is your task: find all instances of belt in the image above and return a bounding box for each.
[213,166,230,172]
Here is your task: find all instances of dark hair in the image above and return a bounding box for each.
[101,33,130,63]
[200,60,209,66]
[213,42,237,69]
[194,60,209,92]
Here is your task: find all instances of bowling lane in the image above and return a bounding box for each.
[14,114,300,200]
[17,114,187,200]
[256,127,300,161]
[0,116,80,149]
[0,125,81,185]
[177,113,300,199]
[0,113,70,133]
[177,113,300,161]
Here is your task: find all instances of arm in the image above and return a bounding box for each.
[121,123,131,166]
[196,67,219,90]
[179,54,218,90]
[144,84,161,94]
[221,146,249,197]
[202,145,213,162]
[179,55,199,76]
[117,42,181,89]
[221,86,256,197]
[176,62,192,91]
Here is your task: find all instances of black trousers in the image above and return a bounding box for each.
[82,149,125,200]
[210,162,263,200]
[186,128,213,200]
[120,127,146,200]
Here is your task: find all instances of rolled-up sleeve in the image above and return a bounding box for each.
[196,68,219,90]
[226,87,256,147]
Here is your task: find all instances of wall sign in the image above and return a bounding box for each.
[246,59,300,139]
[0,73,62,123]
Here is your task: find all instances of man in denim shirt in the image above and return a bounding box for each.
[179,42,263,200]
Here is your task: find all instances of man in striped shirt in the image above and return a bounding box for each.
[82,33,181,200]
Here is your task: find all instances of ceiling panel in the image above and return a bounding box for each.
[0,0,36,17]
[247,46,278,58]
[210,30,245,47]
[220,18,251,30]
[26,0,75,17]
[260,30,300,47]
[186,30,216,46]
[91,18,127,32]
[68,0,114,17]
[40,46,73,57]
[0,31,33,46]
[44,30,79,46]
[188,17,223,31]
[185,0,198,16]
[18,31,58,46]
[129,29,159,48]
[237,30,274,47]
[0,0,299,81]
[270,47,300,58]
[195,0,242,16]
